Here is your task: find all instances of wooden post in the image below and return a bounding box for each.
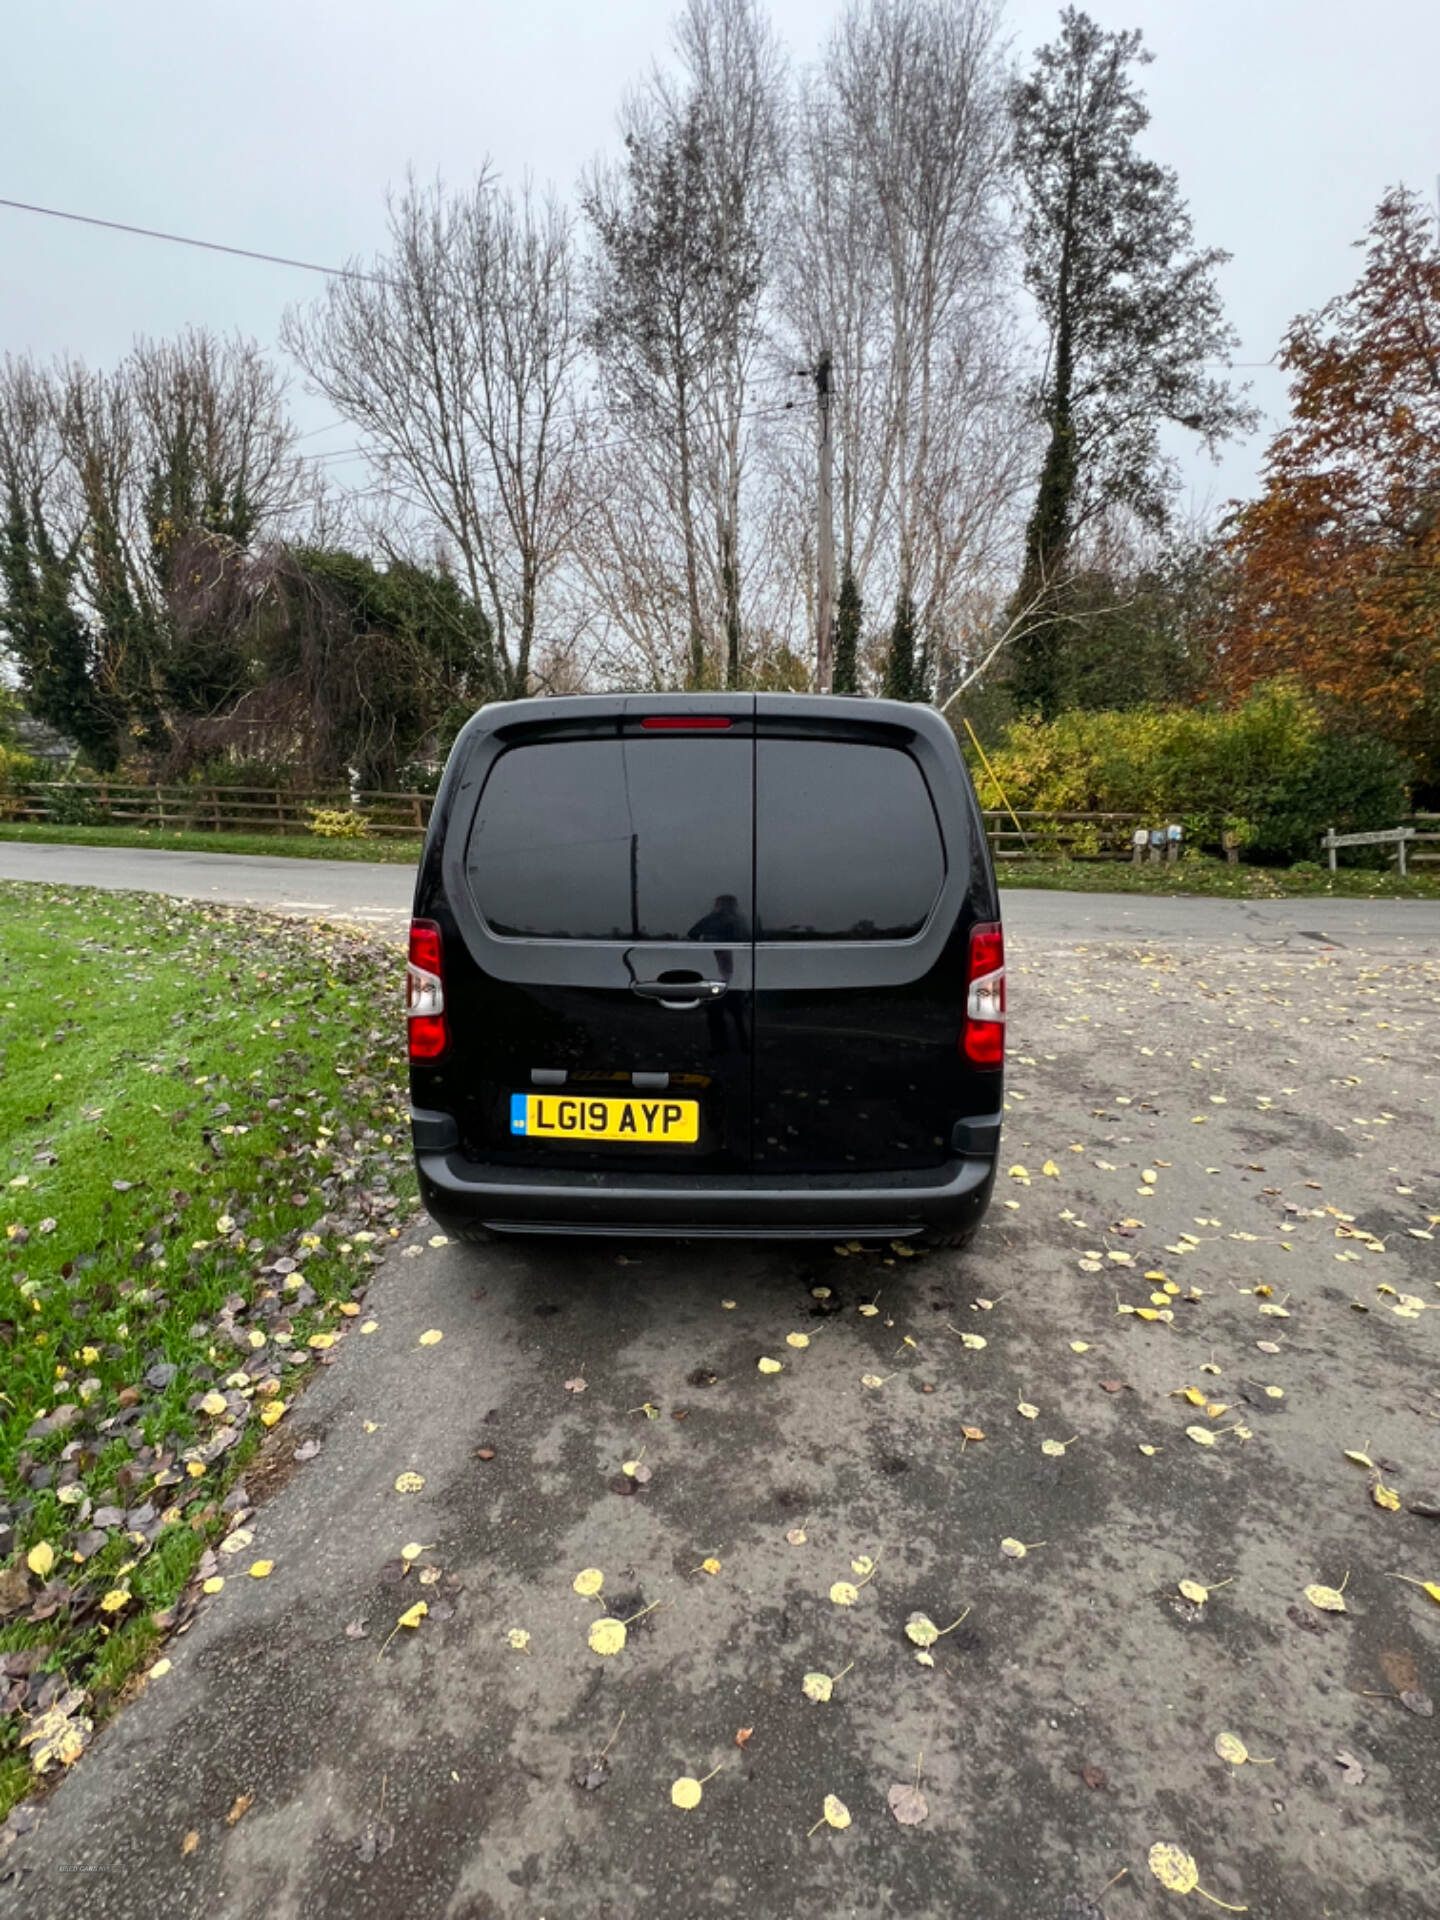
[154,783,165,828]
[1224,831,1240,866]
[411,795,423,832]
[1325,827,1336,873]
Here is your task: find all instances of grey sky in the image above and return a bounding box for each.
[4,0,1437,514]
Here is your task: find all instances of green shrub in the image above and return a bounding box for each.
[966,683,1411,862]
[42,778,106,826]
[0,746,39,820]
[184,757,298,792]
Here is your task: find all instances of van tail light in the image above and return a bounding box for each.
[961,921,1005,1066]
[407,918,448,1061]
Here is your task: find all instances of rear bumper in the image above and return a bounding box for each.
[415,1147,996,1240]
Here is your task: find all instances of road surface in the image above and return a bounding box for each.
[3,865,1437,1918]
[2,838,1438,950]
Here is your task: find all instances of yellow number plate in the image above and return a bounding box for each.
[510,1093,700,1143]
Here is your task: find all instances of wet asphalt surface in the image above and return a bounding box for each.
[3,884,1440,1920]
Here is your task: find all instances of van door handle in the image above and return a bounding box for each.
[630,979,728,1004]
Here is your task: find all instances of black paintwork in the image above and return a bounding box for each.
[410,692,1002,1239]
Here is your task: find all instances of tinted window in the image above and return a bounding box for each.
[467,738,752,940]
[756,740,944,939]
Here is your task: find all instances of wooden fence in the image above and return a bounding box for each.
[9,782,1433,868]
[9,781,1143,859]
[8,781,434,838]
[1402,814,1440,865]
[980,810,1144,861]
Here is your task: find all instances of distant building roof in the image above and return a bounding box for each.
[12,714,78,763]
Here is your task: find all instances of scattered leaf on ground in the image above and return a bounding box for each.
[589,1617,627,1657]
[807,1793,851,1836]
[1304,1580,1349,1613]
[1148,1840,1246,1909]
[887,1783,928,1825]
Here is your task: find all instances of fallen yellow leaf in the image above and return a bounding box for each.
[588,1617,627,1656]
[1304,1581,1348,1613]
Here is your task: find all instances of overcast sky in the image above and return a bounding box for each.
[3,0,1436,515]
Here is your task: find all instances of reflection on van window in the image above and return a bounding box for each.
[756,741,944,939]
[467,739,753,940]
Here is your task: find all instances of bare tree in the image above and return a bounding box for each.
[284,175,586,697]
[583,0,786,687]
[774,0,1024,692]
[1,331,302,754]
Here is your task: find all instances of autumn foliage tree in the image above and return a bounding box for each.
[1221,189,1440,780]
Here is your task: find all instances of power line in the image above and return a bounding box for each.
[0,195,387,285]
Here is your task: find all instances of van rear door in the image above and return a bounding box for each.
[750,702,986,1176]
[441,697,755,1174]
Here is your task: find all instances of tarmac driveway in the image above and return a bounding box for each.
[4,909,1438,1919]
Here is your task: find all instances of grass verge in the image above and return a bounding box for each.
[998,853,1440,900]
[0,882,416,1817]
[0,823,422,865]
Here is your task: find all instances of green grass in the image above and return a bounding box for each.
[998,852,1440,900]
[0,822,423,864]
[0,883,416,1815]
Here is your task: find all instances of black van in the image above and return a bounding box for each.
[407,693,1003,1244]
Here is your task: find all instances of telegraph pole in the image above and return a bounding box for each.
[814,346,835,692]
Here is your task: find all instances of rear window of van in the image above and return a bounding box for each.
[467,738,752,941]
[755,740,944,939]
[465,734,946,943]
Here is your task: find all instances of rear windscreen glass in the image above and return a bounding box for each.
[756,740,945,939]
[467,738,753,941]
